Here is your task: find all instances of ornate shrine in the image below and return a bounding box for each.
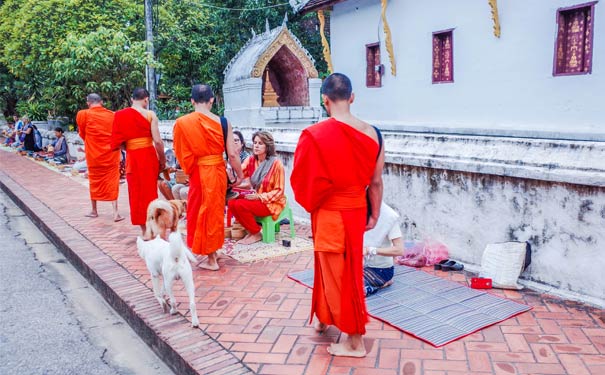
[223,20,322,127]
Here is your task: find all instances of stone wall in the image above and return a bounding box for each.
[233,125,605,306]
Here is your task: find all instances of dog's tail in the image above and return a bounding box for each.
[168,231,197,263]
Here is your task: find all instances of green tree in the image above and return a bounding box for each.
[52,28,148,114]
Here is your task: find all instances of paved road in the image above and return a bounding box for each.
[0,191,174,375]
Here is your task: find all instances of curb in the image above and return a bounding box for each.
[0,171,254,375]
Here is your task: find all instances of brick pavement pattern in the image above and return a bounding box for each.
[1,150,604,375]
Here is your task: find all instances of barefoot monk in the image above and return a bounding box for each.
[173,84,243,270]
[291,73,384,358]
[76,93,123,222]
[111,88,166,235]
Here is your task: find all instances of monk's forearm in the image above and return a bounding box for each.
[368,180,383,219]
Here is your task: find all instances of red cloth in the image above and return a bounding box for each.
[111,108,159,225]
[291,118,378,335]
[228,198,272,234]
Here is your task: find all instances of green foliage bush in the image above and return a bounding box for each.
[0,0,327,121]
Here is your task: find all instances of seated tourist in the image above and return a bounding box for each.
[228,130,286,245]
[2,122,15,145]
[362,201,405,296]
[46,127,69,164]
[11,115,24,148]
[233,130,250,162]
[226,130,251,201]
[20,117,42,152]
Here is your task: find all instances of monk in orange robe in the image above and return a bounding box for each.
[173,84,243,270]
[76,93,123,222]
[110,88,166,234]
[291,73,384,357]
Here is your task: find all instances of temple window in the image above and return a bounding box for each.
[366,43,382,87]
[432,30,454,83]
[554,2,596,76]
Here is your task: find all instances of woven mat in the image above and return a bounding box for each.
[289,266,531,347]
[223,236,313,263]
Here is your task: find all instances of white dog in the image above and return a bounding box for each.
[136,231,200,328]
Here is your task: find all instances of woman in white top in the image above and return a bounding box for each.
[363,202,405,296]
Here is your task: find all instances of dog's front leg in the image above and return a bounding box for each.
[151,274,169,313]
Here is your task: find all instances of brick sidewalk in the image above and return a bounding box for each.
[0,149,603,375]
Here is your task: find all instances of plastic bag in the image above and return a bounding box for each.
[396,239,449,267]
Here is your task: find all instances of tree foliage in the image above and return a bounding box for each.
[0,0,327,121]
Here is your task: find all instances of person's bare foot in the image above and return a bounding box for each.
[314,321,328,334]
[327,339,367,358]
[198,253,219,271]
[237,231,262,245]
[381,280,394,289]
[85,212,98,218]
[198,261,219,271]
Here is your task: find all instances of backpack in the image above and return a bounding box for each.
[33,125,43,150]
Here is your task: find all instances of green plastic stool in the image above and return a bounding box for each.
[256,201,295,244]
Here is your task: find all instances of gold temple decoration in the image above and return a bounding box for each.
[488,0,501,38]
[262,69,279,107]
[252,28,319,79]
[317,10,333,73]
[381,0,396,76]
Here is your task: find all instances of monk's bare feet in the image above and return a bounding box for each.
[327,335,366,357]
[198,261,219,271]
[113,215,125,222]
[237,231,262,245]
[314,321,328,334]
[85,212,98,218]
[198,253,219,271]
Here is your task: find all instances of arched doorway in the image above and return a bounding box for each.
[262,45,309,107]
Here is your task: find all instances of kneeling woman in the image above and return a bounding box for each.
[228,131,285,245]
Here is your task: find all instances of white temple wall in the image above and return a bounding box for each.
[331,0,605,138]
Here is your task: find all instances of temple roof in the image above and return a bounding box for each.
[290,0,347,13]
[223,23,318,83]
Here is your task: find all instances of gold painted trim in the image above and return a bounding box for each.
[381,0,396,76]
[489,0,501,38]
[318,10,334,74]
[251,28,319,79]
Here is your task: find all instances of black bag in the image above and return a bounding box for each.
[219,116,237,184]
[366,125,383,224]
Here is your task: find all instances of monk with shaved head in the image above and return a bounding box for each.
[111,88,166,235]
[77,93,124,222]
[173,84,243,270]
[291,73,385,357]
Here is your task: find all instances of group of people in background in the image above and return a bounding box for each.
[2,115,72,165]
[1,73,404,358]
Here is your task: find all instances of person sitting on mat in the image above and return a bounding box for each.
[363,201,405,296]
[228,130,286,245]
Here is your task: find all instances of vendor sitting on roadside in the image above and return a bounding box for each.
[363,201,405,296]
[46,127,69,164]
[228,130,286,245]
[2,122,15,145]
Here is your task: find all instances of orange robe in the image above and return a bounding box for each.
[110,108,159,225]
[173,112,226,255]
[291,118,378,335]
[76,106,120,201]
